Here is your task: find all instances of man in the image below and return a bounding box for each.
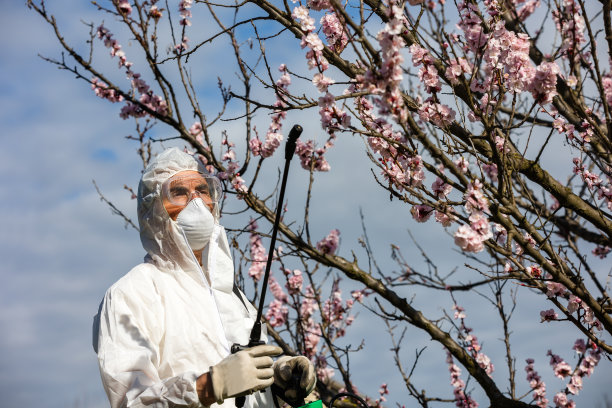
[93,147,316,407]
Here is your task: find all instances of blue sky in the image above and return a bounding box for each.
[2,2,611,408]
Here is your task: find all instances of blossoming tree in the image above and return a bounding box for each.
[29,0,612,407]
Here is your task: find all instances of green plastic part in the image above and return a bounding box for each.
[298,400,323,408]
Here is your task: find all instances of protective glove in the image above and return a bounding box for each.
[273,355,317,400]
[210,344,283,404]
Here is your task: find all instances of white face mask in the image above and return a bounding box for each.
[175,198,215,251]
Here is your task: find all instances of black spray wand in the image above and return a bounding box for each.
[233,124,302,408]
[247,124,302,346]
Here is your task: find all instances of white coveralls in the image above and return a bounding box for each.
[93,148,273,408]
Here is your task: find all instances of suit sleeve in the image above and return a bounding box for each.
[95,282,206,408]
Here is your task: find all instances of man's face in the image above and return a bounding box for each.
[162,170,215,221]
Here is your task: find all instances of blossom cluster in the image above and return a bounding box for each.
[247,219,267,281]
[94,25,168,120]
[293,6,328,71]
[266,276,289,327]
[320,13,348,53]
[446,352,479,408]
[299,285,322,359]
[543,277,603,330]
[356,4,407,123]
[452,304,494,375]
[525,358,548,408]
[552,0,587,63]
[321,280,355,339]
[357,96,427,192]
[572,157,612,212]
[215,136,247,195]
[294,137,332,172]
[316,229,340,255]
[546,341,601,407]
[250,65,291,158]
[456,3,560,106]
[453,180,493,253]
[179,0,193,26]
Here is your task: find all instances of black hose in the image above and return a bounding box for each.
[328,392,370,408]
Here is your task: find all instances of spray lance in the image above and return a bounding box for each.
[231,124,317,408]
[232,124,368,408]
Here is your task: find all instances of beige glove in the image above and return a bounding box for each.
[210,344,283,404]
[273,355,317,400]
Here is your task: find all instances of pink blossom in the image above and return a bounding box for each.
[321,13,348,53]
[411,205,433,222]
[484,21,535,94]
[318,92,350,132]
[572,339,587,354]
[248,219,267,281]
[464,180,489,214]
[455,157,469,173]
[552,0,587,63]
[567,295,582,313]
[540,309,558,322]
[453,305,466,319]
[308,0,331,11]
[493,223,507,245]
[526,265,542,278]
[547,350,571,378]
[457,2,488,53]
[286,269,303,295]
[530,61,560,104]
[269,276,288,303]
[91,77,124,103]
[418,101,456,127]
[266,299,288,327]
[249,138,262,157]
[292,6,315,32]
[435,209,456,227]
[446,352,479,407]
[410,44,441,93]
[495,135,510,153]
[546,281,567,297]
[294,138,331,171]
[566,374,582,395]
[378,383,389,402]
[117,0,132,15]
[231,174,247,195]
[454,224,486,253]
[553,392,575,408]
[432,176,453,198]
[592,245,611,259]
[382,154,426,190]
[179,0,193,26]
[482,163,498,182]
[174,36,189,54]
[317,229,340,255]
[525,359,548,408]
[148,5,162,20]
[476,353,494,375]
[445,58,471,84]
[517,0,540,20]
[301,32,329,71]
[351,289,370,302]
[251,65,291,158]
[312,73,335,93]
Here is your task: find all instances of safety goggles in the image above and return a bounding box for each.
[161,171,222,209]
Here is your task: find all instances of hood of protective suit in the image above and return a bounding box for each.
[137,147,233,292]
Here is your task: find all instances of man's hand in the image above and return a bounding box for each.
[273,355,316,400]
[209,344,283,404]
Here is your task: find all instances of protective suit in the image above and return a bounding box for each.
[93,148,274,408]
